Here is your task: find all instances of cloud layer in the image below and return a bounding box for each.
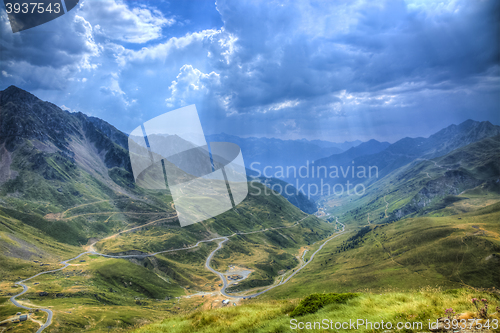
[0,0,498,142]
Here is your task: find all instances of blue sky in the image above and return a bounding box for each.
[1,0,499,142]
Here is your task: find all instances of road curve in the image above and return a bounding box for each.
[204,238,230,293]
[210,222,346,298]
[10,251,91,333]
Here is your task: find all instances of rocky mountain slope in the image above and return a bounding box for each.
[311,119,500,191]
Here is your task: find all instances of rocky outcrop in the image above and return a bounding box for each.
[0,86,81,152]
[394,169,483,218]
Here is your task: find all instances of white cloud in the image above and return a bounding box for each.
[121,29,221,64]
[97,72,137,107]
[60,105,77,113]
[274,119,300,136]
[258,100,300,114]
[218,31,238,64]
[404,0,462,14]
[165,65,221,108]
[73,15,101,70]
[79,0,174,43]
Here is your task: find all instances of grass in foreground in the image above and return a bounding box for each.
[134,288,500,333]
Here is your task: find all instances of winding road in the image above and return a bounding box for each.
[9,215,346,332]
[383,196,389,218]
[211,221,346,299]
[9,251,91,333]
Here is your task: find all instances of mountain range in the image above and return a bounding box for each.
[206,133,346,174]
[210,120,500,194]
[297,138,362,150]
[0,85,499,333]
[309,119,500,190]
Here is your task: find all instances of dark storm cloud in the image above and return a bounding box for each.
[334,0,500,90]
[0,8,99,90]
[0,0,177,91]
[0,11,96,68]
[212,0,499,116]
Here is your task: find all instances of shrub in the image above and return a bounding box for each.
[290,293,358,317]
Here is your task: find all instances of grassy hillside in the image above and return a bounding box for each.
[322,135,500,227]
[0,138,177,246]
[249,176,318,214]
[93,182,334,294]
[260,202,499,300]
[0,209,82,281]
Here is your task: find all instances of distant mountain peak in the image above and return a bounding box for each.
[429,119,499,141]
[3,85,26,93]
[0,85,39,106]
[459,119,475,125]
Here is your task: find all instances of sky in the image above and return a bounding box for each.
[1,0,499,143]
